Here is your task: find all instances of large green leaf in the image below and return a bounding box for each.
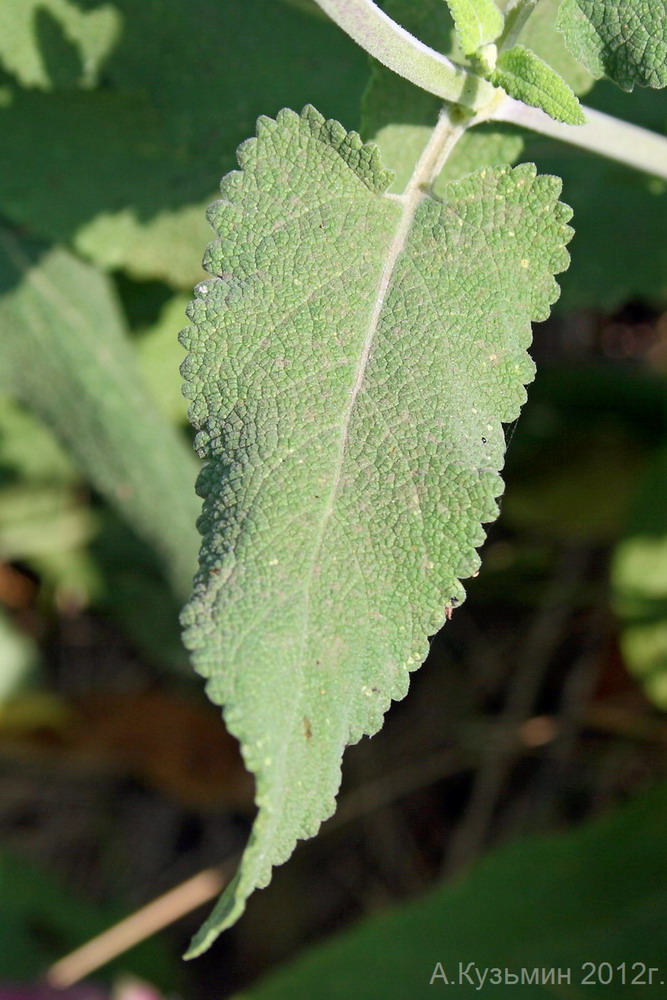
[557,0,667,92]
[136,294,193,425]
[0,231,199,599]
[180,105,572,951]
[0,0,368,286]
[241,784,667,998]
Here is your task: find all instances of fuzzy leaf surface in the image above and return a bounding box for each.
[557,0,667,91]
[492,44,586,123]
[444,0,504,56]
[180,105,572,952]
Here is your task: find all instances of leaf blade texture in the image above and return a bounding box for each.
[492,44,586,124]
[557,0,667,92]
[180,105,572,953]
[444,0,504,56]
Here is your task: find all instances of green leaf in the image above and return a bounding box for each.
[0,394,75,485]
[613,448,667,709]
[180,105,572,952]
[239,784,667,998]
[492,44,586,123]
[0,484,94,563]
[519,0,595,94]
[557,0,667,92]
[0,0,120,90]
[0,0,369,286]
[0,231,200,600]
[444,0,504,57]
[276,0,327,16]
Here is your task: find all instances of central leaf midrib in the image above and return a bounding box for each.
[298,112,463,650]
[230,115,465,910]
[297,183,425,660]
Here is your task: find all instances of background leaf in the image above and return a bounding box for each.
[240,784,667,999]
[0,0,120,90]
[0,0,369,287]
[0,232,199,599]
[0,850,178,987]
[557,0,667,92]
[613,448,667,708]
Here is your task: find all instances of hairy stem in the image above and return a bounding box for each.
[401,106,470,200]
[315,0,496,108]
[492,96,667,182]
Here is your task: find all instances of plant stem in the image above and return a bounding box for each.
[315,0,496,109]
[47,865,232,987]
[497,0,539,51]
[317,0,667,183]
[491,96,667,182]
[402,106,470,200]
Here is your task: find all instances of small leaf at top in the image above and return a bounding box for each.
[361,0,592,198]
[557,0,667,92]
[492,44,586,123]
[444,0,504,56]
[180,105,572,953]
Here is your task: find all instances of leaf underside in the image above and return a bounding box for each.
[180,105,572,954]
[557,0,667,91]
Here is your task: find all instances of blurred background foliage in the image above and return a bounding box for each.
[0,0,665,998]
